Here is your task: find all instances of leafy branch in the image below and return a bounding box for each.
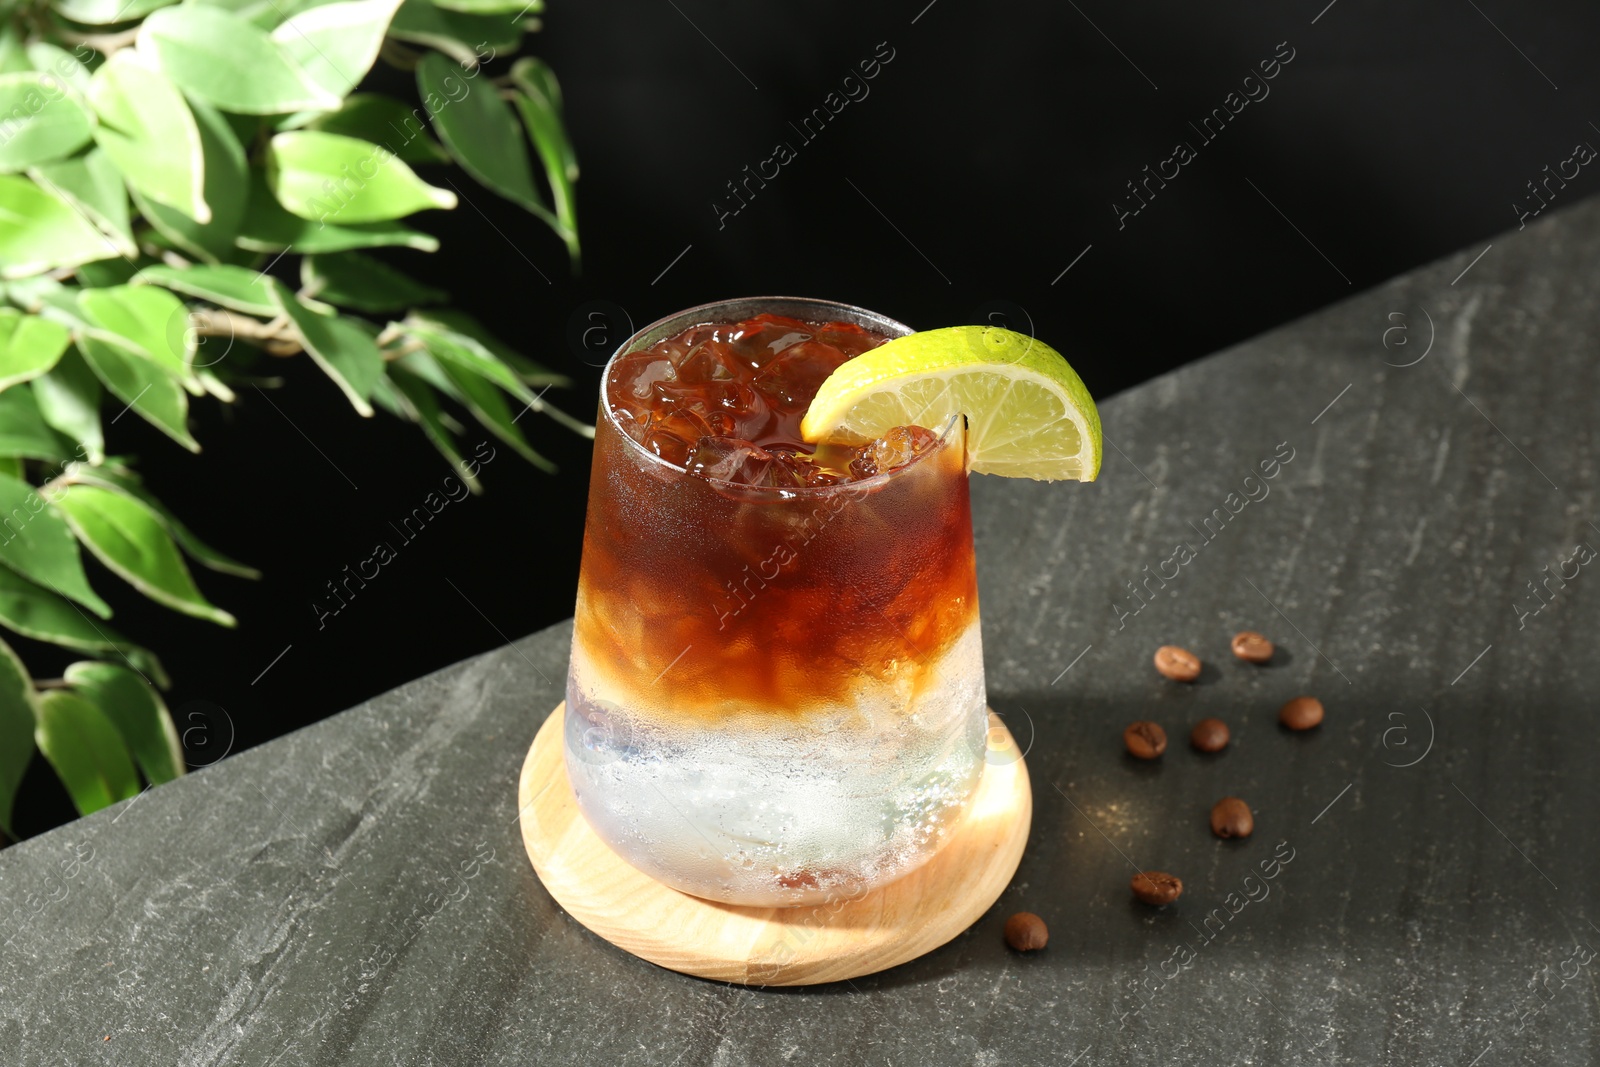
[0,0,585,840]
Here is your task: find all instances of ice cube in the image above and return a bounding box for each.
[752,340,851,411]
[761,450,819,489]
[676,325,722,351]
[813,323,884,360]
[643,428,692,466]
[849,425,940,478]
[678,340,741,384]
[608,403,651,437]
[665,405,733,439]
[654,381,758,438]
[804,467,847,488]
[685,437,774,485]
[731,314,815,371]
[609,351,676,401]
[729,389,774,443]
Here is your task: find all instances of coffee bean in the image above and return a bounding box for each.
[1279,696,1325,731]
[1190,717,1230,753]
[1231,631,1274,663]
[1130,871,1183,906]
[1154,645,1201,682]
[1004,911,1049,951]
[1123,720,1167,759]
[1210,797,1254,838]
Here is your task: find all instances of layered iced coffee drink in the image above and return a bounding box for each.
[565,298,987,906]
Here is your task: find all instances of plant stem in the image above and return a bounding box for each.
[52,25,138,55]
[381,338,425,361]
[189,309,303,356]
[378,39,422,71]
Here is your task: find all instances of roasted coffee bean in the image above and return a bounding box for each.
[1210,797,1254,839]
[1231,631,1274,663]
[1004,912,1049,951]
[1154,645,1202,682]
[1279,695,1325,731]
[1190,717,1230,753]
[1130,871,1183,906]
[1123,721,1167,760]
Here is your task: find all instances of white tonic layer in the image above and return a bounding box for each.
[564,623,988,906]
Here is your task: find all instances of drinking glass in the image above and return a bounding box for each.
[564,297,988,906]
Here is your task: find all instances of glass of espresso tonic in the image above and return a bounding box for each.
[565,297,987,906]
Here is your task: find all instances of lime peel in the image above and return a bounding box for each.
[800,325,1102,482]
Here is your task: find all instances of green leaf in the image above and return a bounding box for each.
[0,174,121,279]
[134,99,248,265]
[388,0,521,64]
[0,634,36,836]
[133,264,275,317]
[190,0,323,27]
[0,73,94,173]
[238,178,441,253]
[137,5,341,115]
[89,53,208,223]
[196,369,234,401]
[77,336,199,452]
[77,259,141,288]
[431,353,553,471]
[410,308,568,386]
[510,59,579,236]
[435,0,534,12]
[63,465,257,578]
[369,371,412,420]
[55,0,177,25]
[267,131,456,224]
[35,689,141,816]
[0,566,168,687]
[0,28,24,77]
[25,43,93,96]
[402,315,531,401]
[508,54,563,118]
[388,366,481,492]
[0,471,110,617]
[0,378,71,460]
[64,661,183,785]
[218,109,262,146]
[405,314,590,437]
[299,93,448,164]
[4,277,92,338]
[510,90,578,260]
[28,148,138,261]
[77,285,195,384]
[53,485,235,626]
[269,281,382,416]
[394,347,460,398]
[32,349,104,464]
[301,251,444,312]
[264,0,340,19]
[5,275,80,327]
[416,53,540,212]
[271,0,404,98]
[0,308,71,390]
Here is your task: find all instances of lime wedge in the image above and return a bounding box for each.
[800,325,1102,481]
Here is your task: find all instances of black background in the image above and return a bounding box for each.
[16,0,1600,833]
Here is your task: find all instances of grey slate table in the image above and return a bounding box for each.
[5,200,1600,1067]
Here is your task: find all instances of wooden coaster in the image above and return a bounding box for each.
[518,703,1032,986]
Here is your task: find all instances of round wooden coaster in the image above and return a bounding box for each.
[518,704,1032,986]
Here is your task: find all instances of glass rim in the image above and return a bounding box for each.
[599,296,961,498]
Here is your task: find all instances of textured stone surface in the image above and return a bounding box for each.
[5,200,1599,1066]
